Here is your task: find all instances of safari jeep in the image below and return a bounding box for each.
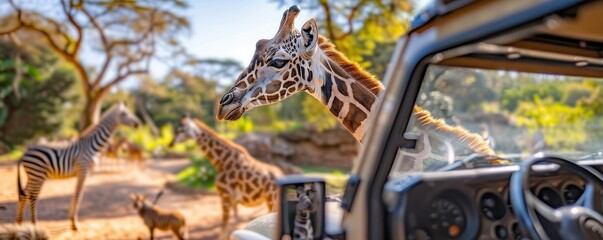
[233,0,603,239]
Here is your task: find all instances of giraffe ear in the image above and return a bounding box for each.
[301,18,318,59]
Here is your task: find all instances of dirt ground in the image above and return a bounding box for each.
[0,159,269,240]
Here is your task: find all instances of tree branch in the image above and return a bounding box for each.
[81,6,111,89]
[318,0,337,41]
[61,0,83,56]
[0,0,23,34]
[334,0,367,40]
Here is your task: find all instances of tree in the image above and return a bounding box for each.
[0,0,189,130]
[0,39,79,150]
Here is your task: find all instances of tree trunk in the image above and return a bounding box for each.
[79,94,102,132]
[136,96,159,137]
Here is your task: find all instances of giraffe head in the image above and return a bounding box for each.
[169,114,201,147]
[112,101,142,128]
[217,5,320,120]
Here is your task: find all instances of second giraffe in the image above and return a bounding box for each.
[169,115,284,235]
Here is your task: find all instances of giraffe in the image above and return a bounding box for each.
[169,115,284,236]
[216,6,499,171]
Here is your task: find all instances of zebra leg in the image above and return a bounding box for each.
[24,176,45,224]
[69,171,89,231]
[16,195,26,224]
[149,227,155,240]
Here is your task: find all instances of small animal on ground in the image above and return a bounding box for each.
[130,193,186,240]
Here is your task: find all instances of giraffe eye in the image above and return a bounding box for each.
[269,59,288,68]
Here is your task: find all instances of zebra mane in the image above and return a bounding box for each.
[80,103,122,137]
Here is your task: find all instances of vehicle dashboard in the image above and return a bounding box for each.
[383,160,603,240]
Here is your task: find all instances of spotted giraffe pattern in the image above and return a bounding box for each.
[169,116,284,234]
[216,5,495,164]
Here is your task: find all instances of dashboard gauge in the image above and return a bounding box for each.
[480,192,506,220]
[511,222,528,240]
[563,184,583,205]
[428,198,466,238]
[537,187,563,208]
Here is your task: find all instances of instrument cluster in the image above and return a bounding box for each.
[385,166,593,240]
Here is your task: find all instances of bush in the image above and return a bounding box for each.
[176,154,217,190]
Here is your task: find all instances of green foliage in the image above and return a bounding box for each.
[502,83,563,112]
[0,40,79,151]
[119,123,197,156]
[561,82,593,106]
[176,155,217,190]
[301,95,338,131]
[0,148,24,162]
[132,69,223,129]
[514,97,593,150]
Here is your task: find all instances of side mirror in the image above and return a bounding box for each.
[276,175,326,240]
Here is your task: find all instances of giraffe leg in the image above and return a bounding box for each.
[219,197,232,240]
[233,204,240,222]
[266,182,278,212]
[266,193,276,212]
[70,170,89,231]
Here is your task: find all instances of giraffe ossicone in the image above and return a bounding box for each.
[217,5,497,170]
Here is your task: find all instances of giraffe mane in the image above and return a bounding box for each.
[413,106,495,155]
[192,119,251,155]
[317,35,384,95]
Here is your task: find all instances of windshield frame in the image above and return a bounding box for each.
[345,1,590,239]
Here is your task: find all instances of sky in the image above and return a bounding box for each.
[149,0,428,82]
[141,0,317,83]
[182,1,316,66]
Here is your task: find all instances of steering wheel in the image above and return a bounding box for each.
[510,156,603,240]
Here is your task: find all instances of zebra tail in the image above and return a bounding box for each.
[17,160,25,198]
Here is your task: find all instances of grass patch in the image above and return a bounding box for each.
[301,166,349,194]
[0,149,23,162]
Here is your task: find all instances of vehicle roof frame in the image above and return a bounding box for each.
[344,1,589,239]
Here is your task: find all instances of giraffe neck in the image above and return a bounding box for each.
[192,120,243,171]
[306,37,382,141]
[79,113,118,153]
[304,36,495,156]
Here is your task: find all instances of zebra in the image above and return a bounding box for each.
[16,101,141,230]
[130,193,186,240]
[292,184,317,240]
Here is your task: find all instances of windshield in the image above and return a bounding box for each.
[390,65,603,175]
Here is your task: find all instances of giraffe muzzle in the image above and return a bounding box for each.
[216,102,244,121]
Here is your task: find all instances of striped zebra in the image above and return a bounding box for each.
[16,101,141,230]
[293,184,317,240]
[130,193,186,240]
